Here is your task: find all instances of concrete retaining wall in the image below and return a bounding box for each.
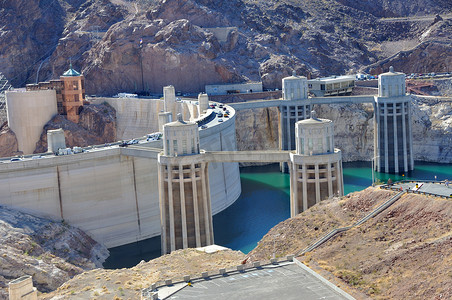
[6,89,57,154]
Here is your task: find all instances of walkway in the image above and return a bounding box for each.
[159,261,353,300]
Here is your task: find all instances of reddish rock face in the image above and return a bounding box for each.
[33,103,116,154]
[0,122,22,158]
[1,0,451,95]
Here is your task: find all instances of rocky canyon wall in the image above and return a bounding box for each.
[34,103,116,154]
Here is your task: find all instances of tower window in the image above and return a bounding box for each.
[173,140,178,154]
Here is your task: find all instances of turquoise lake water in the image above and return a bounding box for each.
[103,161,452,269]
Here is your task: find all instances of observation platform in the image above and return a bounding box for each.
[158,260,354,300]
[382,181,452,198]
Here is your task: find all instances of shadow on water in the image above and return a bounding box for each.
[104,161,452,269]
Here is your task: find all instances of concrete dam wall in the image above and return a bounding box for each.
[91,96,242,215]
[0,148,161,248]
[0,98,241,248]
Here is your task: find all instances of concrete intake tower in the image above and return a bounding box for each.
[158,114,214,254]
[280,71,311,171]
[289,111,344,216]
[374,66,414,173]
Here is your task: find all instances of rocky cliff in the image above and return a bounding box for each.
[411,96,452,162]
[235,106,279,166]
[0,0,450,95]
[0,205,109,299]
[0,122,21,158]
[34,103,116,153]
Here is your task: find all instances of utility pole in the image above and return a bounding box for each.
[139,38,145,95]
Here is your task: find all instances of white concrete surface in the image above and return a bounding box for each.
[6,89,57,154]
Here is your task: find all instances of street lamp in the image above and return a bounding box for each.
[371,155,380,186]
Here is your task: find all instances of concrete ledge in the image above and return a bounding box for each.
[157,282,187,300]
[196,244,230,253]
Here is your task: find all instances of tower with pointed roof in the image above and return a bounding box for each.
[60,63,85,123]
[26,62,85,123]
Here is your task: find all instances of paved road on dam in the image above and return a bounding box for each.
[161,261,354,300]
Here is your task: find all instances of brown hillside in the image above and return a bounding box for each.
[248,187,452,299]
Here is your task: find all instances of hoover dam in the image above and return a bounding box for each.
[0,96,241,248]
[1,68,441,251]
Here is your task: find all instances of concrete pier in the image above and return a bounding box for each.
[374,67,414,173]
[279,72,311,171]
[8,276,37,300]
[6,89,58,154]
[289,112,344,215]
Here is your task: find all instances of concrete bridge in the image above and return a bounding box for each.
[204,150,290,163]
[127,147,291,163]
[228,95,374,111]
